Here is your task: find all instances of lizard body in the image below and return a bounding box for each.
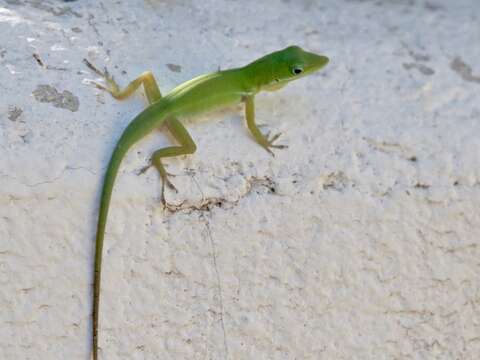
[85,45,329,359]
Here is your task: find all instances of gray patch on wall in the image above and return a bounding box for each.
[8,106,23,121]
[33,85,79,112]
[450,57,480,84]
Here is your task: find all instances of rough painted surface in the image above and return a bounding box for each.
[1,0,479,359]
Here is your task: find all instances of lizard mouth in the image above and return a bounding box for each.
[264,78,287,91]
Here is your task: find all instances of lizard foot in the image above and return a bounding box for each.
[83,59,120,95]
[262,131,288,156]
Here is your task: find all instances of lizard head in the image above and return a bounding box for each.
[253,45,329,91]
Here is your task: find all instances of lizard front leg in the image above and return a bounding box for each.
[244,95,287,156]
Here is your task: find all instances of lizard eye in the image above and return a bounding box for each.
[292,67,303,75]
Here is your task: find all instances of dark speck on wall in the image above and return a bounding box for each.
[403,63,435,76]
[424,1,443,11]
[166,63,182,73]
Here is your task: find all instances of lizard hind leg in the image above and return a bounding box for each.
[83,59,162,103]
[140,118,197,205]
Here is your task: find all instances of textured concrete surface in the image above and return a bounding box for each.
[1,0,479,359]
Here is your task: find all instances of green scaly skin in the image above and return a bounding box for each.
[87,45,329,359]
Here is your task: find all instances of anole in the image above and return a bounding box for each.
[85,45,329,360]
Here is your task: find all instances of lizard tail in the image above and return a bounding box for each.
[91,102,171,359]
[92,140,130,360]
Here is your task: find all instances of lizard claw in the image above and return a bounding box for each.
[165,178,178,193]
[260,131,287,156]
[83,58,104,77]
[138,165,176,177]
[266,148,275,157]
[268,132,282,143]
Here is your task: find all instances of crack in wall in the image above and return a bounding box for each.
[0,166,95,189]
[202,215,229,360]
[163,176,275,214]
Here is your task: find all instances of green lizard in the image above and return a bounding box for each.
[85,45,328,360]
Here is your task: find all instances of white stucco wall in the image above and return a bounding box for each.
[1,0,479,359]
